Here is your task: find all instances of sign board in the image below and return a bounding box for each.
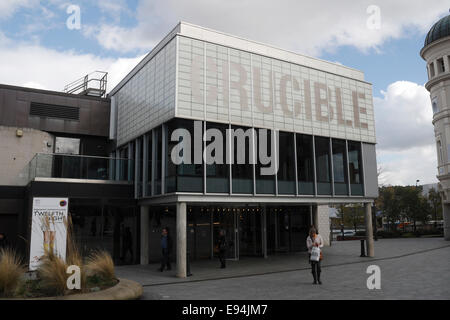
[29,197,69,271]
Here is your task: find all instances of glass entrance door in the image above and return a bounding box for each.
[238,207,263,257]
[213,209,238,260]
[266,206,309,254]
[277,210,290,253]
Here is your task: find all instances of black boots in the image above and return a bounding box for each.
[312,271,322,285]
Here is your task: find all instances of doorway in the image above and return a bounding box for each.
[238,207,263,257]
[266,206,309,254]
[212,208,238,260]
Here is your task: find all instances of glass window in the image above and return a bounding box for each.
[166,119,203,193]
[70,200,139,265]
[277,131,295,194]
[119,147,128,181]
[187,206,212,260]
[126,143,135,183]
[255,129,275,194]
[315,136,332,195]
[437,57,445,73]
[296,134,314,195]
[55,137,80,155]
[238,207,262,256]
[154,127,162,195]
[429,62,435,78]
[332,139,349,195]
[206,122,229,193]
[146,134,152,196]
[231,125,254,194]
[348,141,364,196]
[432,97,439,114]
[136,138,143,198]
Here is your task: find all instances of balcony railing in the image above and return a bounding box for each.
[28,153,133,182]
[63,71,107,98]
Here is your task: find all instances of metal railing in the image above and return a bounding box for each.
[27,153,133,182]
[63,71,108,98]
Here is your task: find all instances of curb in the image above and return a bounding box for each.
[3,278,143,300]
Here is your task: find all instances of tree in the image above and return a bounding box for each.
[399,186,431,232]
[428,187,442,227]
[377,186,401,231]
[336,204,364,231]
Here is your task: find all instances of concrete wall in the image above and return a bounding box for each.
[0,126,53,186]
[362,143,379,198]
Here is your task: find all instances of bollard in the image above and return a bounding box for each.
[360,239,366,257]
[187,249,192,277]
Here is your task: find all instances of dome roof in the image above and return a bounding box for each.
[424,14,450,47]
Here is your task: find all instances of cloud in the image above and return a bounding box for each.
[95,0,134,24]
[373,81,438,186]
[374,81,434,152]
[84,0,450,54]
[377,145,438,186]
[0,32,144,93]
[83,24,160,54]
[0,0,38,20]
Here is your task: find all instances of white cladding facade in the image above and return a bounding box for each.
[113,37,177,146]
[111,22,376,148]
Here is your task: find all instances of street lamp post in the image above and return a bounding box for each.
[415,179,420,233]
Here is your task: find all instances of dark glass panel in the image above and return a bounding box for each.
[296,134,315,195]
[231,125,254,194]
[255,129,275,194]
[315,136,332,195]
[277,131,296,194]
[166,119,203,193]
[206,122,229,193]
[332,139,348,195]
[348,141,364,196]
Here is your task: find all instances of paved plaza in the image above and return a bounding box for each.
[115,238,450,300]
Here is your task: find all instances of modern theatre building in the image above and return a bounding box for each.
[0,22,378,277]
[109,23,378,277]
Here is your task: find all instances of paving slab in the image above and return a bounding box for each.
[115,237,450,289]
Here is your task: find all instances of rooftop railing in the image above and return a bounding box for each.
[63,71,108,98]
[28,153,133,182]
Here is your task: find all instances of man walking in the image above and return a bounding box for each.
[217,229,227,269]
[159,227,172,272]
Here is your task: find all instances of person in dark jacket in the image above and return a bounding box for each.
[121,227,133,263]
[0,233,8,249]
[158,227,172,272]
[217,230,227,269]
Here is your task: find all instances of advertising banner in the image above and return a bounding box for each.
[29,197,69,271]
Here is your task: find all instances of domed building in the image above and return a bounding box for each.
[420,13,450,240]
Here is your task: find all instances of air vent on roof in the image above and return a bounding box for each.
[29,102,80,121]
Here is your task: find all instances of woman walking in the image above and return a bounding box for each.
[306,226,324,285]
